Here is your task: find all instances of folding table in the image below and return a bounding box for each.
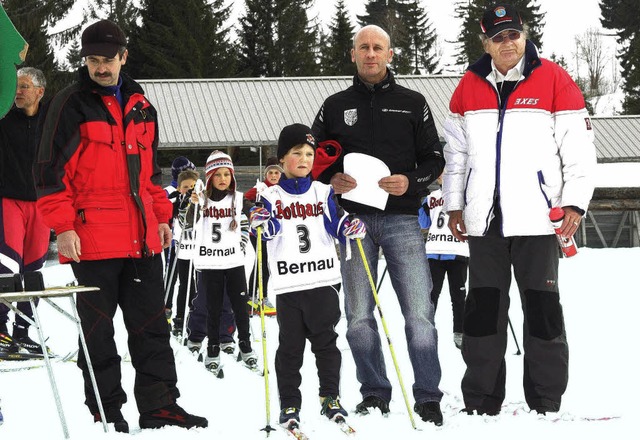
[0,286,107,438]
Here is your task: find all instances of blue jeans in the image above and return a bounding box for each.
[340,213,442,404]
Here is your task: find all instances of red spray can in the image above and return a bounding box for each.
[549,207,578,258]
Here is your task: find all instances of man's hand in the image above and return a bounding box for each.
[158,223,172,249]
[379,174,409,196]
[57,230,82,263]
[330,172,357,194]
[559,206,583,237]
[447,210,467,242]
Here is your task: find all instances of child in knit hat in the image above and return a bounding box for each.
[163,156,197,321]
[248,124,367,427]
[186,150,256,375]
[243,157,283,316]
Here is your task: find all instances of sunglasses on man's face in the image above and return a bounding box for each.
[491,31,521,44]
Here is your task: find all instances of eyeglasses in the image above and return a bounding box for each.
[490,31,521,44]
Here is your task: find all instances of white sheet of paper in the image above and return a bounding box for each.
[342,153,390,210]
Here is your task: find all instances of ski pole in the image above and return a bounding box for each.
[355,238,417,429]
[250,240,259,317]
[376,264,388,293]
[248,243,261,343]
[508,317,522,355]
[257,225,275,435]
[163,244,178,307]
[181,182,204,342]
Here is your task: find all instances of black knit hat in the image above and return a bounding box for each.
[277,124,317,159]
[80,20,127,58]
[480,4,523,38]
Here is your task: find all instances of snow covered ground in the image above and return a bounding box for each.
[1,247,638,439]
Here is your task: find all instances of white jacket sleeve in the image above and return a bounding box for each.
[442,113,468,213]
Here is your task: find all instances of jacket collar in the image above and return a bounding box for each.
[353,69,396,93]
[78,65,144,97]
[468,40,542,80]
[279,174,312,194]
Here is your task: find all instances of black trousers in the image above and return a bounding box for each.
[428,258,468,333]
[200,266,250,347]
[462,228,568,413]
[187,271,236,343]
[275,285,341,409]
[72,256,179,414]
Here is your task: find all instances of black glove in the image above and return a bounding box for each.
[178,193,191,210]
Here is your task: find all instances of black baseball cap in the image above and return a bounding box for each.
[80,20,127,58]
[480,4,523,38]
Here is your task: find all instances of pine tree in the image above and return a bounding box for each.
[454,0,545,68]
[86,0,139,38]
[357,0,409,74]
[200,0,238,78]
[238,0,318,77]
[357,0,399,28]
[601,0,640,114]
[319,0,355,76]
[355,0,440,75]
[402,0,438,74]
[127,0,236,79]
[65,39,83,71]
[237,0,277,76]
[274,0,319,76]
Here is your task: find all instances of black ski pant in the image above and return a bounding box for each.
[275,285,341,409]
[187,270,236,343]
[428,258,468,333]
[72,256,179,415]
[462,227,568,414]
[201,266,249,347]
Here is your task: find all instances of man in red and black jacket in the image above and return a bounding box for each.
[34,20,206,433]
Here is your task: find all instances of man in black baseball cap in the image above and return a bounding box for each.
[79,19,128,87]
[442,0,595,420]
[480,4,523,38]
[79,19,127,58]
[35,17,208,433]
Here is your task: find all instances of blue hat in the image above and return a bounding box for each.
[171,156,195,181]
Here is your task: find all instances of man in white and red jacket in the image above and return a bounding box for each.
[34,20,206,433]
[443,4,596,417]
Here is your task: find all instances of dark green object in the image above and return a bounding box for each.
[0,4,28,118]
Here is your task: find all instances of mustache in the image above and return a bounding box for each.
[95,72,111,78]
